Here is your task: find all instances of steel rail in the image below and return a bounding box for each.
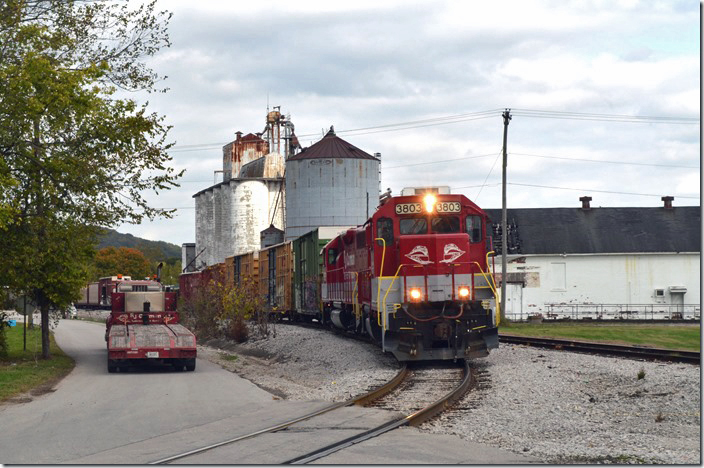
[283,360,472,465]
[499,334,700,364]
[149,364,408,464]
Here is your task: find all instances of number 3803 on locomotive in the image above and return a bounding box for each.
[321,191,500,361]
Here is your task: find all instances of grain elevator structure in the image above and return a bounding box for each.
[188,111,380,270]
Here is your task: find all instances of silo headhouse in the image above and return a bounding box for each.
[285,127,380,241]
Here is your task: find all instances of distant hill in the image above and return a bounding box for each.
[97,229,181,264]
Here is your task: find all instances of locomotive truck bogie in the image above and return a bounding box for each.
[383,300,498,360]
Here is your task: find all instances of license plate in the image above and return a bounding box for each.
[147,351,159,358]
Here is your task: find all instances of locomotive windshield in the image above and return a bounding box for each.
[431,216,460,233]
[400,218,426,235]
[395,214,483,242]
[399,216,461,235]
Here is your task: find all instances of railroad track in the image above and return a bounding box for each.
[283,361,472,464]
[149,364,408,464]
[151,360,472,464]
[499,334,700,364]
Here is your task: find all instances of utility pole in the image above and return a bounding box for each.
[500,109,511,324]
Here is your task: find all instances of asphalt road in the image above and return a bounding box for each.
[0,319,323,464]
[0,319,539,464]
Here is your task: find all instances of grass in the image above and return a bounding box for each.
[219,352,238,362]
[500,321,701,351]
[0,324,75,403]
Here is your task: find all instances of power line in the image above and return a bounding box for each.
[474,150,503,202]
[383,152,497,170]
[166,109,698,154]
[511,108,699,125]
[297,109,503,138]
[510,152,699,169]
[506,182,700,199]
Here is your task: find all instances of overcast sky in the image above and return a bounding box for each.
[115,0,700,247]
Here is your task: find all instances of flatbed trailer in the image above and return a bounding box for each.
[106,279,196,372]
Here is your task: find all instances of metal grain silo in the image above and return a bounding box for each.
[285,127,380,241]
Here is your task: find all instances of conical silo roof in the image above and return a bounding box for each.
[287,126,379,161]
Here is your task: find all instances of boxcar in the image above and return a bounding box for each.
[292,227,352,321]
[230,250,260,288]
[259,242,293,318]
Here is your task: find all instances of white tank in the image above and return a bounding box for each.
[194,153,285,267]
[285,127,380,241]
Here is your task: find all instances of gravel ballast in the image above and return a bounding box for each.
[199,324,700,465]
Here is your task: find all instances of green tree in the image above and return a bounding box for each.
[0,1,180,359]
[160,258,182,285]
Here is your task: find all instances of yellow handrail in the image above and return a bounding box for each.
[380,264,406,331]
[351,271,360,319]
[471,259,501,326]
[374,237,386,327]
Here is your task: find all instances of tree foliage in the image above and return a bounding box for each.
[93,247,152,280]
[0,1,179,358]
[178,268,268,343]
[159,259,181,286]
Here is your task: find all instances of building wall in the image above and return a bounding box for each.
[222,134,268,181]
[498,252,701,320]
[285,158,380,241]
[181,243,195,273]
[194,191,213,268]
[230,179,284,256]
[194,178,284,267]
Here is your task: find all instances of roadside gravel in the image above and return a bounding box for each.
[200,323,700,465]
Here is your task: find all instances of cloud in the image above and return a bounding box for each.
[116,0,699,245]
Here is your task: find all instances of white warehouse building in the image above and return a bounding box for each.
[486,197,701,321]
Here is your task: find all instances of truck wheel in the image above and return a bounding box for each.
[107,360,117,373]
[185,358,196,372]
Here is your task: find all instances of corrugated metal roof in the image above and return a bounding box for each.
[483,206,701,254]
[287,126,379,161]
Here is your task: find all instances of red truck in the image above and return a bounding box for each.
[105,278,197,372]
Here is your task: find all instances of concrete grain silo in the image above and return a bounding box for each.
[285,127,380,241]
[193,152,285,266]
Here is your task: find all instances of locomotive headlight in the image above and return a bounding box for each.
[423,194,437,213]
[409,288,422,301]
[458,287,470,299]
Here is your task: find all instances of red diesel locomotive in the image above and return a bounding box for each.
[321,192,500,361]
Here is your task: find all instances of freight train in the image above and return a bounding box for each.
[180,191,500,361]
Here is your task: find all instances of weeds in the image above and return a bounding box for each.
[178,266,269,344]
[218,353,238,362]
[637,368,646,380]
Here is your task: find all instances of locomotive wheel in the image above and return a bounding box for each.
[185,358,196,372]
[107,360,117,373]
